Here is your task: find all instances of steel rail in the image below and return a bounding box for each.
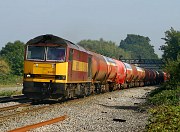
[0,104,50,121]
[0,95,27,103]
[8,115,67,132]
[0,103,31,112]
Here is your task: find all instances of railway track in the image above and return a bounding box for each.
[0,105,52,121]
[0,103,31,112]
[0,86,157,132]
[0,95,28,103]
[0,95,86,123]
[0,87,149,120]
[0,103,51,121]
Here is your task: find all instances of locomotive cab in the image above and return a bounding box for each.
[23,44,68,100]
[23,34,92,100]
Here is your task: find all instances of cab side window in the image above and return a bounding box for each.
[88,57,92,78]
[69,49,73,61]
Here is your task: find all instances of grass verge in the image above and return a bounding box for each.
[0,75,22,87]
[0,90,22,97]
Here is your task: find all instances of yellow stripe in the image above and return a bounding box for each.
[72,60,88,72]
[24,78,91,83]
[61,81,91,83]
[24,78,67,83]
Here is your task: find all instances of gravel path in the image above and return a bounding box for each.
[0,86,157,132]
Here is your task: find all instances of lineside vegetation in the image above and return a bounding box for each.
[146,28,180,131]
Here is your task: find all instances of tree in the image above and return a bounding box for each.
[0,57,10,75]
[161,27,180,62]
[119,34,158,59]
[78,38,131,59]
[161,28,180,86]
[0,41,25,76]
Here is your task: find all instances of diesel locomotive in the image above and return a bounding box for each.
[22,34,167,101]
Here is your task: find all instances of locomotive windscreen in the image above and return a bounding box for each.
[27,46,45,60]
[47,47,66,61]
[26,46,66,62]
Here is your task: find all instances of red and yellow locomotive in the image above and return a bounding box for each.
[23,34,167,101]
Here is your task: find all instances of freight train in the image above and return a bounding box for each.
[22,34,168,101]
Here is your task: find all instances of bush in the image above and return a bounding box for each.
[147,87,180,106]
[146,105,180,131]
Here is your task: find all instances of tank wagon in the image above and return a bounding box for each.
[23,34,167,101]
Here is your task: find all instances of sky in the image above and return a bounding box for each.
[0,0,179,57]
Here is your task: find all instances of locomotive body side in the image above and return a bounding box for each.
[67,47,91,83]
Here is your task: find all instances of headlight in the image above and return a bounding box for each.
[27,74,31,78]
[55,75,66,80]
[24,74,31,78]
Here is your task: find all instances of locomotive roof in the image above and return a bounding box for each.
[26,34,91,54]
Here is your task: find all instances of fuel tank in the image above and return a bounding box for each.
[123,62,133,83]
[149,70,156,82]
[114,59,126,84]
[130,64,138,81]
[163,72,168,82]
[103,56,118,82]
[136,67,145,81]
[91,52,108,82]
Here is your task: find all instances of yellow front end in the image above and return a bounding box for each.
[23,60,69,99]
[24,61,68,83]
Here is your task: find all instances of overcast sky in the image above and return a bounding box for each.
[0,0,179,57]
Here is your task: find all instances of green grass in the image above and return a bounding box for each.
[0,75,23,96]
[0,75,22,87]
[0,90,22,97]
